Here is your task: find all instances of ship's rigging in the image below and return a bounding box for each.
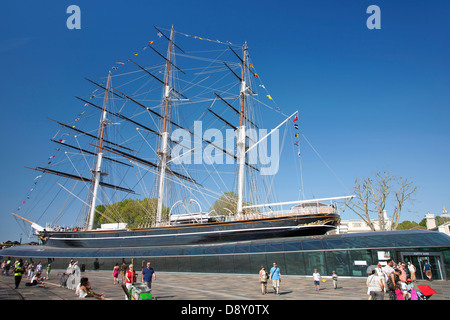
[12,26,351,236]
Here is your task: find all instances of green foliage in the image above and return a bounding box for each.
[209,192,238,216]
[93,198,168,229]
[209,192,260,216]
[396,220,420,230]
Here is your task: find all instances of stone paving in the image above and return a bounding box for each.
[0,269,448,301]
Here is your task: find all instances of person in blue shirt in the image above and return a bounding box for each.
[141,262,156,288]
[269,262,281,295]
[423,260,432,281]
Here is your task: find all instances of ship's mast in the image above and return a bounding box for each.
[87,71,111,230]
[156,26,175,226]
[236,42,248,216]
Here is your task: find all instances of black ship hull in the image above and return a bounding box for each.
[41,213,340,248]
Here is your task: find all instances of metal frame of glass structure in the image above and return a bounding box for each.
[2,230,450,279]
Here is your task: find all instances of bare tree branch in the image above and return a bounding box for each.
[345,171,417,231]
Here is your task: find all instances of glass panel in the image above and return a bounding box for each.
[443,249,450,280]
[322,238,347,250]
[285,252,306,275]
[163,247,180,256]
[235,245,249,254]
[204,246,218,255]
[266,242,284,252]
[302,239,323,250]
[190,256,205,272]
[343,236,368,249]
[152,257,166,271]
[233,254,252,274]
[178,256,192,272]
[324,250,350,277]
[203,255,219,273]
[266,253,286,274]
[250,254,267,273]
[183,247,203,255]
[218,255,234,273]
[218,246,234,254]
[149,248,163,256]
[164,256,180,272]
[283,240,303,251]
[304,251,325,275]
[348,250,372,276]
[362,235,392,248]
[248,243,266,253]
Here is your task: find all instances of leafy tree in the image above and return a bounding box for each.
[93,197,168,229]
[209,192,260,216]
[396,220,420,230]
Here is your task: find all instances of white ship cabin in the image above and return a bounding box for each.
[170,212,226,225]
[290,202,338,215]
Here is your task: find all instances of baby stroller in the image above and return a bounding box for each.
[416,285,436,300]
[122,283,153,300]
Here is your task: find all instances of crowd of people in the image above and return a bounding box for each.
[366,259,427,300]
[2,257,436,300]
[257,259,433,300]
[1,258,50,289]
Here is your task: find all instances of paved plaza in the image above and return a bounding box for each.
[0,269,448,301]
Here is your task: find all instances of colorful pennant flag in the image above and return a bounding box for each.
[293,115,298,122]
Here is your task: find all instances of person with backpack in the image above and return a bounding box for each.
[383,259,396,300]
[423,260,432,281]
[258,266,268,295]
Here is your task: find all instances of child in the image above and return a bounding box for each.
[332,271,338,289]
[313,269,322,291]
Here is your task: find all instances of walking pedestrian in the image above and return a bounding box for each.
[259,266,268,295]
[408,262,417,282]
[36,261,43,273]
[125,264,136,300]
[269,262,281,295]
[121,261,127,284]
[46,264,51,280]
[366,269,384,300]
[4,259,11,276]
[383,259,396,300]
[313,269,323,291]
[141,262,156,289]
[13,259,24,289]
[26,262,34,279]
[113,263,120,284]
[423,260,432,281]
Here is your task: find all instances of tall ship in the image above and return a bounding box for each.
[10,26,352,251]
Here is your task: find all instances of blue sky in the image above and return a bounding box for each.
[0,0,449,242]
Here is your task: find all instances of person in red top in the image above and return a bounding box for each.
[125,264,136,300]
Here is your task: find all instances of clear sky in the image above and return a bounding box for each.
[0,0,449,242]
